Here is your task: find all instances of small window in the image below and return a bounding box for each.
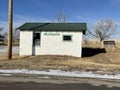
[63,35,72,41]
[33,32,40,46]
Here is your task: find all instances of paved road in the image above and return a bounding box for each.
[0,77,120,90]
[0,81,120,90]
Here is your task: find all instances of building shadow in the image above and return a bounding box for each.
[82,48,106,57]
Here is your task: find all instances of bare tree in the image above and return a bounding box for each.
[0,26,3,42]
[2,28,20,45]
[2,32,8,41]
[2,32,8,44]
[0,26,3,33]
[56,11,67,23]
[88,19,117,42]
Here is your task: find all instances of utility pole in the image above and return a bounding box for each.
[7,0,13,59]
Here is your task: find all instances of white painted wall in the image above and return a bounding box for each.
[19,31,33,55]
[20,31,83,57]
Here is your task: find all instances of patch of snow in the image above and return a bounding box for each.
[0,46,19,56]
[0,69,120,80]
[0,46,7,53]
[38,76,50,79]
[0,74,12,76]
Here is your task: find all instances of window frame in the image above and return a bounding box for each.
[63,35,72,42]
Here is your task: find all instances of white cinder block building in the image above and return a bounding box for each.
[18,23,87,57]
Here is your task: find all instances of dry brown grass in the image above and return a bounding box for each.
[0,52,120,75]
[0,41,120,74]
[0,39,120,74]
[82,39,120,48]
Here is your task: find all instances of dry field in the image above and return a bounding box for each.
[0,47,120,75]
[82,39,120,48]
[0,40,120,75]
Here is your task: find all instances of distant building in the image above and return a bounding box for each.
[0,35,4,42]
[18,23,87,57]
[103,40,116,48]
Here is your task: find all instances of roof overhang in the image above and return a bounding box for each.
[18,23,87,35]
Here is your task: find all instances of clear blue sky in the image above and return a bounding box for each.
[0,0,120,38]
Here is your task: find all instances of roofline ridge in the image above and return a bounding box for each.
[24,22,87,24]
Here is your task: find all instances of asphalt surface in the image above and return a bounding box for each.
[0,77,120,90]
[0,81,120,90]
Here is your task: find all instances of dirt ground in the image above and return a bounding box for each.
[0,48,120,75]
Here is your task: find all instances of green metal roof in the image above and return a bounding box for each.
[18,23,87,34]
